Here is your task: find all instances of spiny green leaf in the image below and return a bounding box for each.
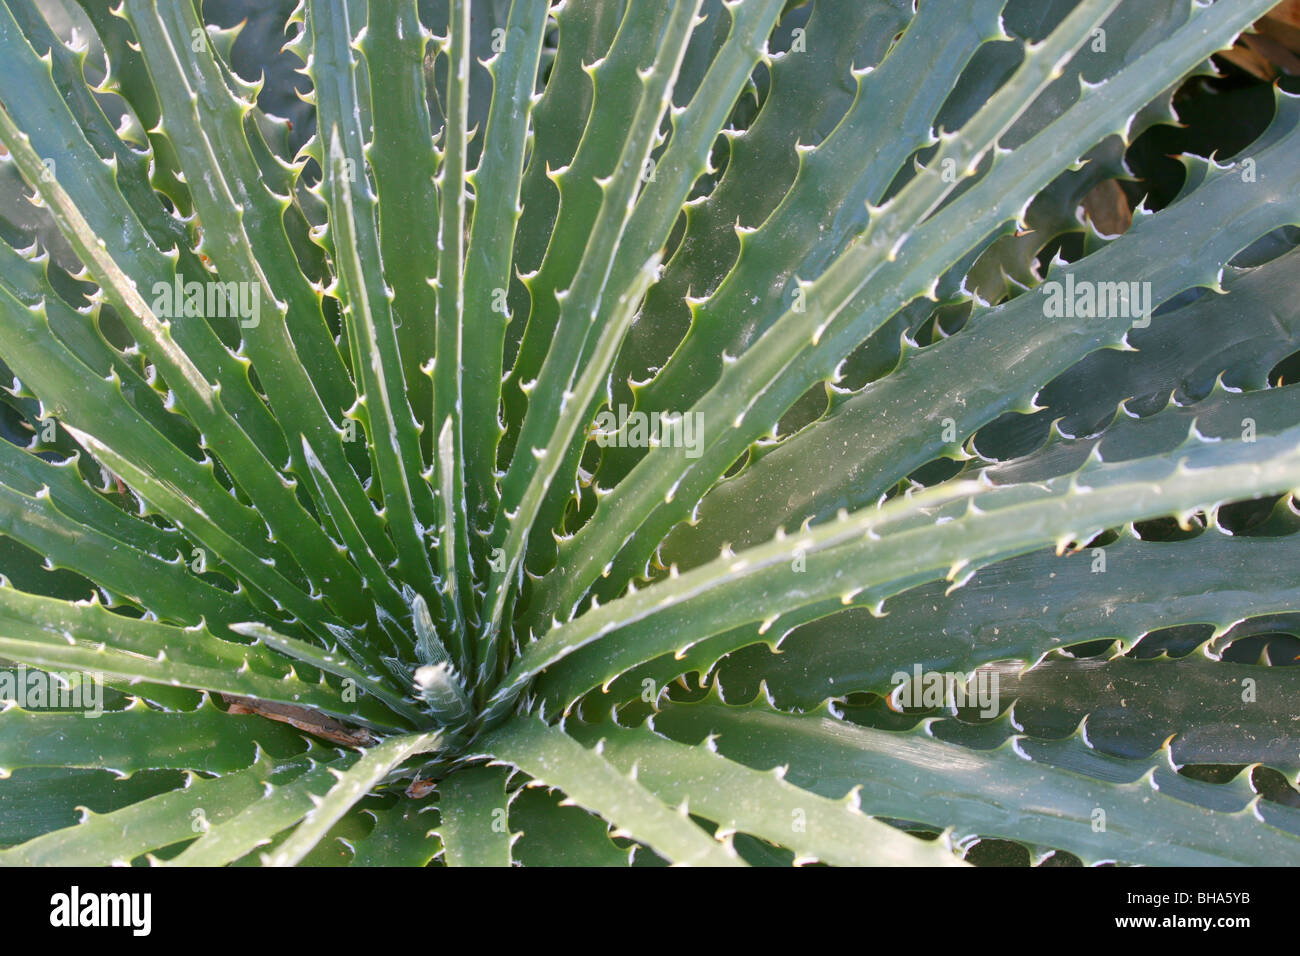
[461,0,552,539]
[498,426,1300,715]
[534,0,1281,625]
[0,584,412,731]
[0,753,309,866]
[265,730,442,866]
[0,696,310,775]
[310,0,440,598]
[349,798,441,866]
[477,715,745,866]
[360,0,441,457]
[655,696,1300,866]
[436,762,515,867]
[566,716,966,866]
[163,760,350,866]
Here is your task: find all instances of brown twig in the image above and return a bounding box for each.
[219,693,376,748]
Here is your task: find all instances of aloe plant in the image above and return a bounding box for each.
[0,0,1297,867]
